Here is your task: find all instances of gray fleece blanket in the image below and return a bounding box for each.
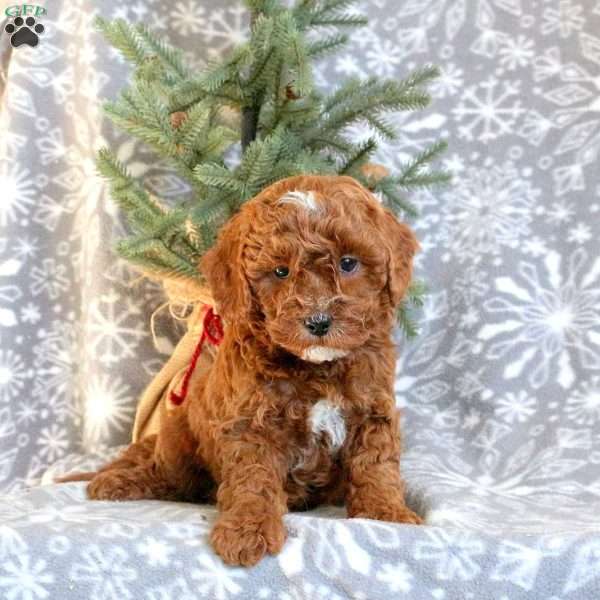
[2,0,600,598]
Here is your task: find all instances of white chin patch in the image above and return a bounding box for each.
[302,346,349,363]
[279,190,319,212]
[310,399,346,451]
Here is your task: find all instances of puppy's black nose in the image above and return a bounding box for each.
[304,313,332,337]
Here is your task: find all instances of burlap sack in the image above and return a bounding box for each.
[132,279,216,442]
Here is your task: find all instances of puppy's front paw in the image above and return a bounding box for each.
[210,511,286,566]
[87,470,147,501]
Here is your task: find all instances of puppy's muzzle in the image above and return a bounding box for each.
[304,313,332,337]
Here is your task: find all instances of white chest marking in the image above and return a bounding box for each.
[309,399,346,452]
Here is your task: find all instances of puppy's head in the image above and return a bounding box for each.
[201,175,419,363]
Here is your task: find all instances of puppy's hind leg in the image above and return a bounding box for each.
[87,412,213,503]
[87,436,167,501]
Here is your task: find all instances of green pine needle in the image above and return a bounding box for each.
[397,280,428,339]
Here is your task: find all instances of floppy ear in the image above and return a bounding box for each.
[200,212,252,322]
[380,209,420,307]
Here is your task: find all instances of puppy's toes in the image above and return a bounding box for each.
[395,508,423,525]
[211,512,286,566]
[349,503,424,525]
[87,470,147,501]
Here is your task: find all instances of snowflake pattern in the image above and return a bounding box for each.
[438,160,540,261]
[478,249,600,389]
[453,76,525,141]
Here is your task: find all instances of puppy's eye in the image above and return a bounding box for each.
[274,266,290,279]
[340,256,359,274]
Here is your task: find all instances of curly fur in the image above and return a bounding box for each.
[78,175,422,566]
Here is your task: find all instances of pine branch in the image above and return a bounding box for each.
[306,33,348,57]
[397,304,420,339]
[194,163,246,195]
[396,140,451,189]
[134,24,188,80]
[316,77,435,140]
[288,29,312,96]
[96,148,165,233]
[245,0,280,14]
[339,138,377,174]
[309,14,368,27]
[95,17,146,66]
[116,236,200,280]
[376,176,419,218]
[397,280,428,339]
[298,0,367,29]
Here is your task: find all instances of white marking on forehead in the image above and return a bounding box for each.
[302,346,349,363]
[279,190,319,212]
[310,399,346,451]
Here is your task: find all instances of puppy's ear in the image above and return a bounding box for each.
[200,212,251,322]
[380,209,420,307]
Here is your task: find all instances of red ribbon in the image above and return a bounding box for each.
[169,306,224,406]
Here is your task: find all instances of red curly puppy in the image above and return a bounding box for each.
[82,174,422,566]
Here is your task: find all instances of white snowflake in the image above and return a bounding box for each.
[0,349,27,404]
[198,6,248,58]
[85,291,147,366]
[0,162,36,227]
[478,249,600,389]
[375,561,413,593]
[438,162,539,261]
[545,198,575,225]
[490,539,555,591]
[567,222,592,244]
[29,259,69,300]
[70,545,136,600]
[565,377,600,425]
[36,424,69,463]
[498,35,535,70]
[495,391,537,424]
[20,303,41,325]
[136,536,175,568]
[414,529,485,581]
[453,76,525,141]
[12,236,39,260]
[0,553,54,600]
[0,254,22,328]
[171,0,207,36]
[32,321,80,424]
[335,54,363,76]
[190,553,246,600]
[430,63,464,98]
[366,39,402,77]
[14,398,38,427]
[82,374,134,449]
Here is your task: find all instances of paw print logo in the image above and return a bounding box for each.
[4,16,45,48]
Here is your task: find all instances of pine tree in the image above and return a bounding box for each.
[95,0,449,338]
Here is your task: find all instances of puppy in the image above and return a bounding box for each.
[84,174,422,566]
